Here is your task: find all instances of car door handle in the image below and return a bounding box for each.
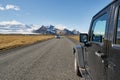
[95,51,105,58]
[95,51,107,63]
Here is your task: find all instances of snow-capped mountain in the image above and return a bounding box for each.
[33,25,56,34]
[63,28,73,35]
[33,25,47,34]
[72,30,80,35]
[33,25,80,35]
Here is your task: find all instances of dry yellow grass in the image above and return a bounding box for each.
[68,35,79,41]
[0,35,54,50]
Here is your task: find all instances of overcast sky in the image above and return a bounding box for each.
[0,0,112,32]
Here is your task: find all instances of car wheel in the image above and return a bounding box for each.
[74,57,82,77]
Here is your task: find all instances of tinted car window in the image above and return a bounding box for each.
[91,13,108,43]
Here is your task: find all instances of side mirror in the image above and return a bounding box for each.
[80,33,88,43]
[80,33,91,47]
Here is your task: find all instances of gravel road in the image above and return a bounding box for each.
[0,37,81,80]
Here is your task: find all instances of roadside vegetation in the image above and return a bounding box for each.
[0,35,54,50]
[67,35,79,41]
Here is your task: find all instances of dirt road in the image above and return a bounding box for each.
[0,37,81,80]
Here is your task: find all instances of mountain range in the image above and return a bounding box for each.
[33,25,80,35]
[0,21,80,35]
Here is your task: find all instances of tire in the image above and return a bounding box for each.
[74,57,82,77]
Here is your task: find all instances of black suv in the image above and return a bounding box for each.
[73,0,120,80]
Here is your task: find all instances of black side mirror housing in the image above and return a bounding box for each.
[80,33,91,47]
[80,33,88,43]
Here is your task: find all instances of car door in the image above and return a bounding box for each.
[85,7,110,80]
[107,2,120,80]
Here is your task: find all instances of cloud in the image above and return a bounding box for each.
[31,25,41,30]
[0,20,24,25]
[0,4,20,11]
[55,24,67,30]
[0,20,37,34]
[6,4,20,11]
[55,24,75,31]
[0,6,5,11]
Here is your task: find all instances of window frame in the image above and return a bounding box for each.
[110,3,120,50]
[90,12,108,43]
[115,6,120,45]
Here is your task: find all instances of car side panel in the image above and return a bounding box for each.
[74,45,85,68]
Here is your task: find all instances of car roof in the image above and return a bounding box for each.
[93,0,118,19]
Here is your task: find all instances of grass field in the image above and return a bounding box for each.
[0,35,54,50]
[67,35,79,41]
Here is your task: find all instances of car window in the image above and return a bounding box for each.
[116,8,120,44]
[91,13,108,43]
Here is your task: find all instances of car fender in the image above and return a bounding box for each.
[73,45,85,68]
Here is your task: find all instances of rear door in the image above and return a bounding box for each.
[85,7,110,80]
[107,1,120,80]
